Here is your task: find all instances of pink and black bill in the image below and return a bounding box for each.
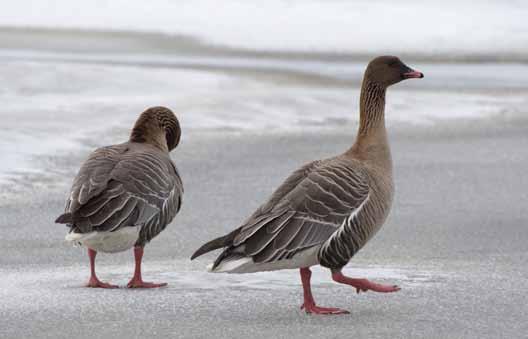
[401,64,424,79]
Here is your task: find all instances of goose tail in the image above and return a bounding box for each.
[190,228,239,260]
[55,212,73,224]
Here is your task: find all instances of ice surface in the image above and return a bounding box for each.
[2,57,528,208]
[2,58,528,182]
[0,0,526,58]
[1,127,528,338]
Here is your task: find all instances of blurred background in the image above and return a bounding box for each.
[0,0,527,186]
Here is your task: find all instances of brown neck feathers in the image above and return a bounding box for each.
[357,80,386,137]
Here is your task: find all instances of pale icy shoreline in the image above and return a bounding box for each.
[1,46,528,184]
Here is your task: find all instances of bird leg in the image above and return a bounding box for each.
[86,248,118,288]
[127,246,167,288]
[299,267,350,315]
[331,270,400,293]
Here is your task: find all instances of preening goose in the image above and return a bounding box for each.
[192,56,423,314]
[56,106,183,288]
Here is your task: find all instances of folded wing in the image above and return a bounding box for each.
[57,143,183,244]
[224,157,369,265]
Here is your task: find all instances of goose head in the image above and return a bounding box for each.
[130,106,181,152]
[364,56,423,88]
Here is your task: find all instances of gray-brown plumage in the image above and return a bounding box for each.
[56,106,183,288]
[192,56,423,314]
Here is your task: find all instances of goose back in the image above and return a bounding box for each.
[212,156,385,270]
[57,141,183,247]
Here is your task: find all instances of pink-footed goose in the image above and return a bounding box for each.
[192,56,423,314]
[56,106,183,288]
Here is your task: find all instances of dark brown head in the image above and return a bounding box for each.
[364,56,423,88]
[130,106,181,152]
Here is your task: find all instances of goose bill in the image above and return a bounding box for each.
[403,70,424,79]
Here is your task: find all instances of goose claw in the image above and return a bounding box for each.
[127,279,167,289]
[301,303,350,315]
[86,277,119,289]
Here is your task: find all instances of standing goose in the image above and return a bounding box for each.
[192,56,423,314]
[56,106,183,288]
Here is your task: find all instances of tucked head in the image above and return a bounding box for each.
[364,56,423,88]
[130,106,181,152]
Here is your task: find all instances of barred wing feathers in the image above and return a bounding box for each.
[57,142,183,245]
[227,157,369,265]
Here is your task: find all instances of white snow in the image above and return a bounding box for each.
[0,0,526,56]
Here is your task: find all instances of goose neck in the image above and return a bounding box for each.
[358,80,386,137]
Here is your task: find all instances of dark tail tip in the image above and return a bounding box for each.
[55,213,73,224]
[190,242,215,260]
[190,229,239,260]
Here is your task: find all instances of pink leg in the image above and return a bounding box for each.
[127,246,167,289]
[332,270,400,293]
[86,248,118,288]
[300,267,349,315]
